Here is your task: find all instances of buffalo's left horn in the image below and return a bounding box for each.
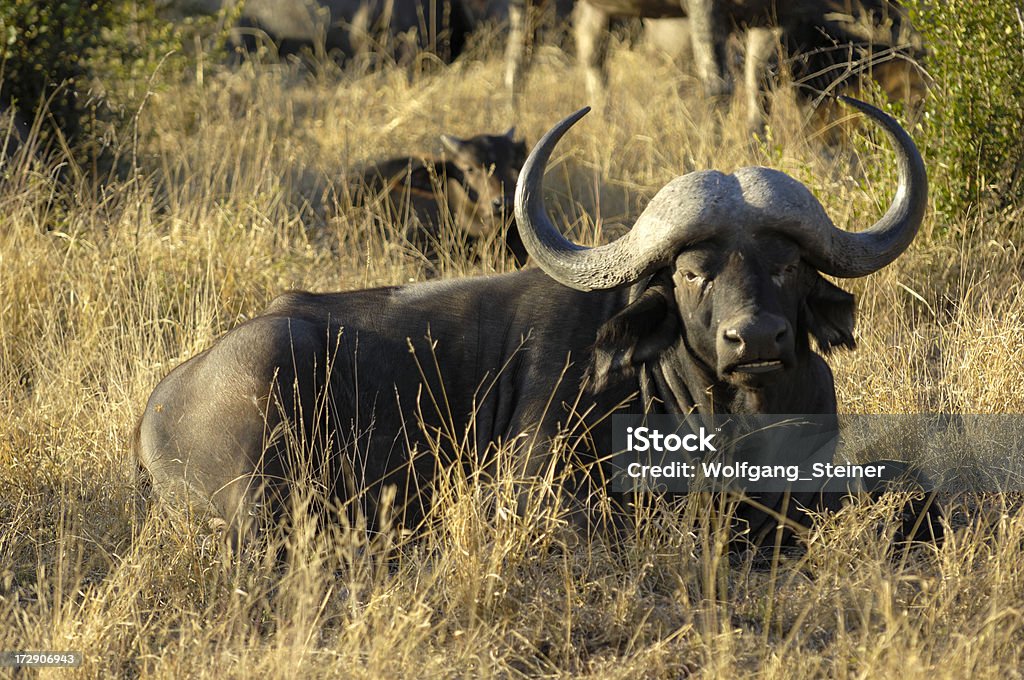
[515,107,699,291]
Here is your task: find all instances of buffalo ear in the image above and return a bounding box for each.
[804,275,856,353]
[588,279,680,391]
[515,141,528,165]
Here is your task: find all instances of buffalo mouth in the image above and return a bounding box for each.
[729,360,785,375]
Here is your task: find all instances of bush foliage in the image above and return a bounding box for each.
[0,1,121,144]
[0,0,210,154]
[907,0,1024,215]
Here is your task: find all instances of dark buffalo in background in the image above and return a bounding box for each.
[134,99,936,549]
[353,129,528,266]
[158,0,474,64]
[236,0,473,64]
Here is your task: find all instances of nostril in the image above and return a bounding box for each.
[775,326,788,343]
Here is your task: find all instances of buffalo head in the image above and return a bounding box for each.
[515,98,926,396]
[441,128,527,237]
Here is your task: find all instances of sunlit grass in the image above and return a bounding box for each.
[1,35,1023,678]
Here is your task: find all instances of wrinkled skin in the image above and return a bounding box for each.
[355,129,528,265]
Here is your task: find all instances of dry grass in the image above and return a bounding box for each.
[2,36,1024,678]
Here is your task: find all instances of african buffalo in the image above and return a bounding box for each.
[507,0,924,131]
[353,129,528,265]
[780,1,927,129]
[135,98,931,548]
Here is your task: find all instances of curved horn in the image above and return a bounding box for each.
[516,108,713,291]
[517,98,926,290]
[803,96,928,278]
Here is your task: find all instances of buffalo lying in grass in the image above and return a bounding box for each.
[135,98,939,549]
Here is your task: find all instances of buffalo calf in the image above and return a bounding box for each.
[354,129,528,266]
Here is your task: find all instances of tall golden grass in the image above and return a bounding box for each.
[2,36,1023,678]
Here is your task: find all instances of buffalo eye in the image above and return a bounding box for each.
[683,271,704,285]
[772,262,798,287]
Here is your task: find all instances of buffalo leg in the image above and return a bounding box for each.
[505,221,528,267]
[506,0,531,110]
[685,0,732,103]
[743,26,781,135]
[575,1,611,106]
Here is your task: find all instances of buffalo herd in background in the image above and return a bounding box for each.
[212,0,926,124]
[134,1,942,549]
[159,0,929,265]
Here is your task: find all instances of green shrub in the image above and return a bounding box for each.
[0,1,121,146]
[0,1,222,160]
[906,0,1024,218]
